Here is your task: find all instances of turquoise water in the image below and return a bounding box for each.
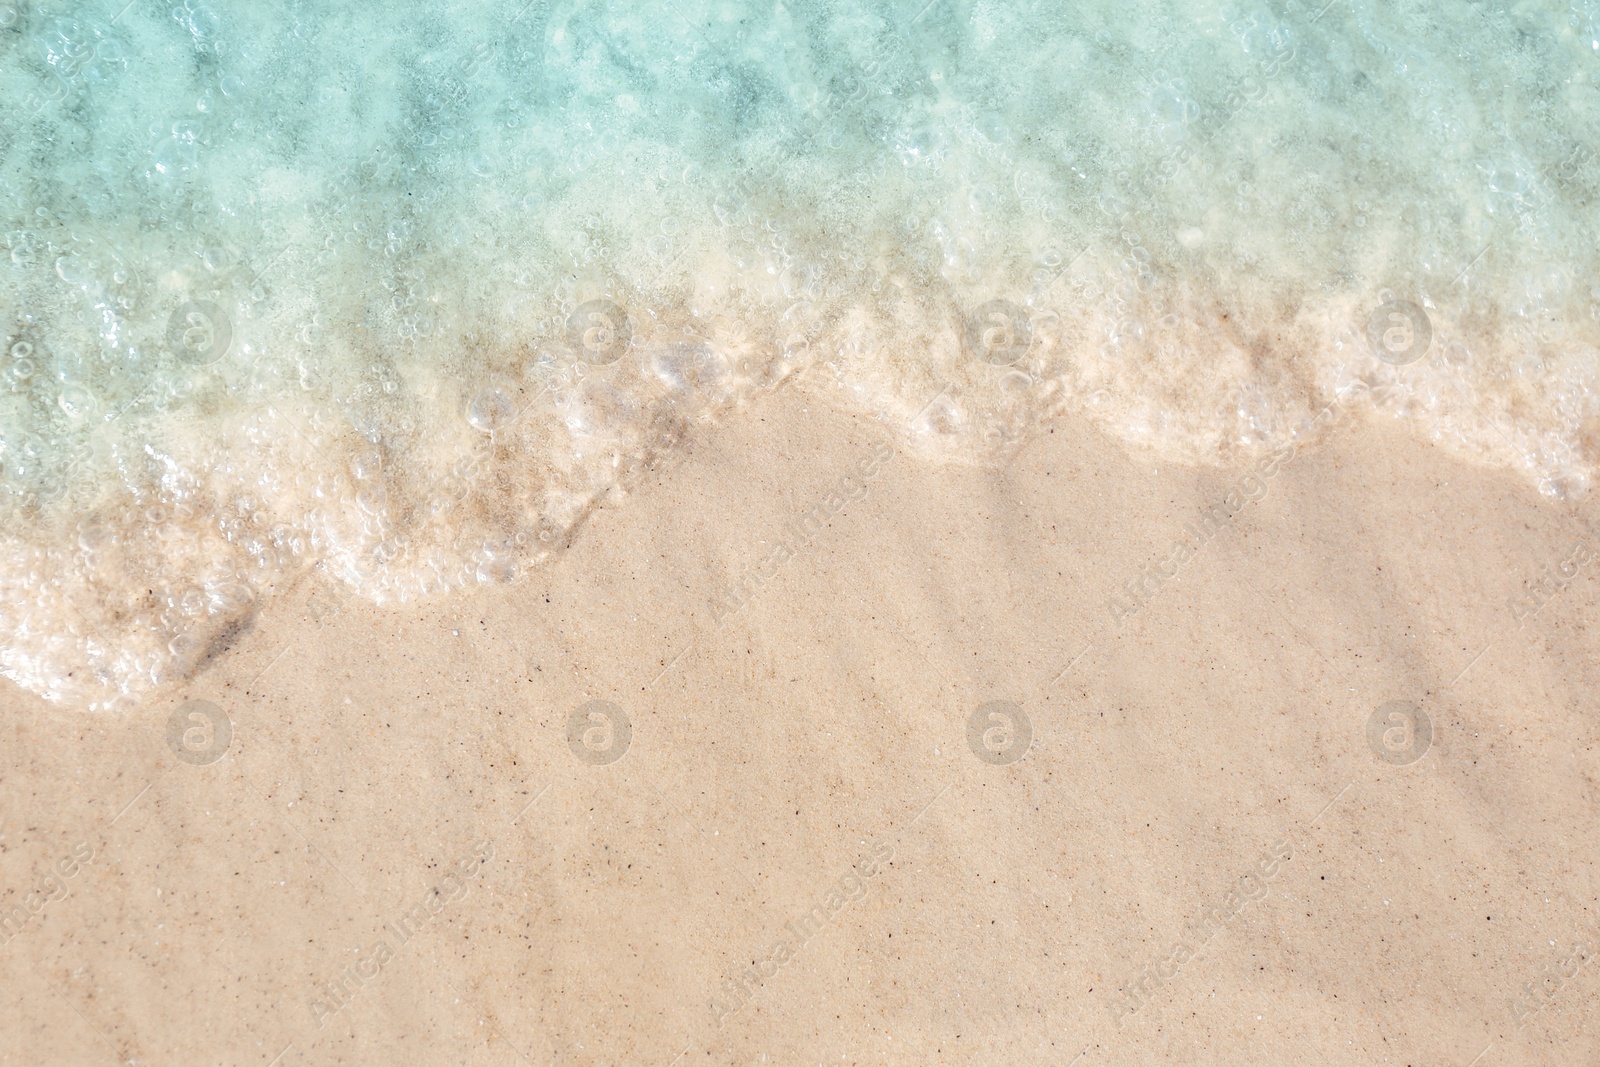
[2,0,1598,708]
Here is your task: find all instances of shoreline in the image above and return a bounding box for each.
[2,379,1597,1064]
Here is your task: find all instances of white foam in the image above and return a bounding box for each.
[1,0,1597,707]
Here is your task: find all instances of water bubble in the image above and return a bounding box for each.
[58,383,95,418]
[350,449,382,481]
[150,135,198,178]
[560,381,630,439]
[976,114,1008,144]
[651,340,727,393]
[466,387,513,432]
[77,521,115,552]
[95,38,127,66]
[477,556,515,583]
[356,486,387,514]
[179,3,222,38]
[913,394,964,436]
[55,255,91,286]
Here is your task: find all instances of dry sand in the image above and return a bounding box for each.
[3,378,1598,1066]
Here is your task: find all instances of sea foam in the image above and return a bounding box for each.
[1,0,1598,708]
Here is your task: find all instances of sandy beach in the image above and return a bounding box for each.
[3,376,1597,1065]
[6,0,1600,1063]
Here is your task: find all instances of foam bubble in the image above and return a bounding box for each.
[2,0,1599,709]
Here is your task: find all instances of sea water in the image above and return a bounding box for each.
[1,0,1597,709]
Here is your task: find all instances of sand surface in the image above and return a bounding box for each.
[3,379,1599,1066]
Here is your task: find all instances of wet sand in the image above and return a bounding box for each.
[2,378,1598,1066]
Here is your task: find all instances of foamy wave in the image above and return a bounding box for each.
[2,0,1598,707]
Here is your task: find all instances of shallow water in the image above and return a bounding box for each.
[2,0,1598,708]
